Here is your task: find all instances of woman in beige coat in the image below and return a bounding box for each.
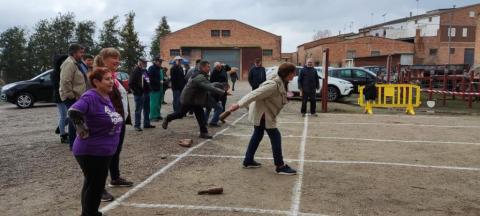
[229,63,297,175]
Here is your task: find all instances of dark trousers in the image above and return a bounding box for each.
[109,124,126,180]
[244,118,284,166]
[75,155,112,216]
[134,94,151,128]
[166,104,208,134]
[220,98,227,113]
[231,80,236,91]
[64,99,77,150]
[172,90,182,113]
[301,91,317,114]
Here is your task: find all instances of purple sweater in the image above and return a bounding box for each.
[70,89,123,156]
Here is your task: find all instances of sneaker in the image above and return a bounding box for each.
[275,164,297,175]
[162,119,169,129]
[55,126,60,134]
[243,160,262,168]
[199,133,213,139]
[134,127,143,132]
[101,189,114,202]
[60,134,69,144]
[209,123,221,127]
[144,125,156,129]
[311,113,318,117]
[109,177,133,187]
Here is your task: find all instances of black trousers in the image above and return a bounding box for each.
[301,91,317,114]
[64,98,77,150]
[75,155,112,216]
[109,123,126,180]
[166,104,208,134]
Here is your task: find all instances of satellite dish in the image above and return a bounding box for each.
[427,100,435,108]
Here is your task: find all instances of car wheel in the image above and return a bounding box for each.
[16,93,34,108]
[327,86,340,102]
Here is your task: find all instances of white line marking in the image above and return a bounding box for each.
[279,112,479,119]
[178,154,480,171]
[291,114,308,216]
[100,113,248,213]
[221,133,480,146]
[278,121,480,129]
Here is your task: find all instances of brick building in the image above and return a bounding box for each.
[294,35,414,67]
[360,3,480,66]
[159,19,281,80]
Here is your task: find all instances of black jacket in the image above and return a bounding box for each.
[210,68,228,84]
[147,64,162,91]
[298,66,320,93]
[248,66,266,90]
[129,66,150,96]
[170,64,186,90]
[180,72,226,107]
[52,55,69,103]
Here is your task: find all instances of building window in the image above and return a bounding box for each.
[383,30,386,37]
[170,49,180,57]
[375,33,379,37]
[470,11,476,17]
[448,27,456,37]
[182,49,191,57]
[429,49,438,56]
[462,28,468,37]
[450,48,455,54]
[262,49,273,56]
[429,17,432,22]
[371,51,381,56]
[346,50,356,59]
[221,30,231,37]
[211,30,220,37]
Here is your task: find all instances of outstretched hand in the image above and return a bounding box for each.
[229,103,240,112]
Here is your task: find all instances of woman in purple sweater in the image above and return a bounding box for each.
[68,67,123,216]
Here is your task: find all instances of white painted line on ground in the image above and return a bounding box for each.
[290,114,308,216]
[221,133,480,146]
[280,112,477,119]
[278,121,480,129]
[100,113,248,213]
[121,202,328,216]
[177,154,480,172]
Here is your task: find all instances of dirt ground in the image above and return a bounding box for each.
[2,81,480,216]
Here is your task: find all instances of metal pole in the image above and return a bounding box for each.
[322,48,329,113]
[469,70,474,108]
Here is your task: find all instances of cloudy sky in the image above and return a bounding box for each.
[0,0,478,53]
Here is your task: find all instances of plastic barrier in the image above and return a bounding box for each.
[358,84,421,115]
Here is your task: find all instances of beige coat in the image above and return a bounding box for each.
[238,75,288,129]
[59,56,87,101]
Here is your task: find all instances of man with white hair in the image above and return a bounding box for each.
[298,58,320,117]
[210,61,229,112]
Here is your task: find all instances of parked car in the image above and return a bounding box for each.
[266,66,353,101]
[1,70,54,108]
[116,71,130,92]
[329,67,377,93]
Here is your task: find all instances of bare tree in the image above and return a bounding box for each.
[312,29,332,40]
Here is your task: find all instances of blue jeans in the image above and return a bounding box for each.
[64,98,77,150]
[56,103,68,135]
[244,118,284,166]
[134,94,151,128]
[205,102,223,124]
[172,90,182,113]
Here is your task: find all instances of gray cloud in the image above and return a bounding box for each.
[0,0,477,52]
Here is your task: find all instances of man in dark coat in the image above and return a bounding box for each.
[170,58,187,113]
[210,62,229,112]
[129,57,155,131]
[248,58,266,90]
[147,56,164,121]
[298,58,320,117]
[162,61,228,139]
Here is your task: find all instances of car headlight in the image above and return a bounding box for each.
[338,80,350,85]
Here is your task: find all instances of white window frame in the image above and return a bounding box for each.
[469,11,475,18]
[448,27,456,37]
[462,28,468,37]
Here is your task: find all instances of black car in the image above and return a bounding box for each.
[329,67,377,93]
[1,70,54,108]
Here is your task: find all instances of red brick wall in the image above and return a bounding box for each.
[159,20,281,65]
[300,37,414,67]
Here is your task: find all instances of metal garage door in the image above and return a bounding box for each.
[202,49,240,69]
